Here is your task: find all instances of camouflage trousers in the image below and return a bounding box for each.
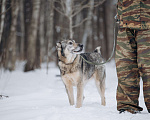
[115,28,150,113]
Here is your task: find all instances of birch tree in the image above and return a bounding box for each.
[19,0,25,60]
[39,0,45,62]
[82,0,106,51]
[4,0,19,70]
[55,0,73,39]
[0,0,6,44]
[54,0,106,39]
[46,0,54,73]
[82,0,94,49]
[54,0,85,39]
[24,0,41,72]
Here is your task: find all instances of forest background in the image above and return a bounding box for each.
[0,0,117,72]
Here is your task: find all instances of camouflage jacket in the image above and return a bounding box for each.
[117,0,150,29]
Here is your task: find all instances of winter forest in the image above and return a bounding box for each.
[1,0,150,120]
[0,0,117,71]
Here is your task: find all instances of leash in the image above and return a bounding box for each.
[80,15,118,66]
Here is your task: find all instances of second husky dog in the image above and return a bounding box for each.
[56,39,106,108]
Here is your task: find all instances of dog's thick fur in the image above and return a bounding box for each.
[56,39,106,108]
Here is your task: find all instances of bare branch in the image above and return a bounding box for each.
[72,17,90,28]
[60,0,66,13]
[55,0,65,13]
[73,0,87,9]
[54,0,105,18]
[54,6,66,16]
[82,0,106,8]
[80,0,88,6]
[72,1,90,17]
[71,0,105,17]
[93,0,106,7]
[54,0,61,5]
[0,6,12,16]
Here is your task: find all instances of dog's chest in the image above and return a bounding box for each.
[62,71,81,86]
[59,62,81,86]
[59,62,81,76]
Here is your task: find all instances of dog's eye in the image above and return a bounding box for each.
[69,42,73,45]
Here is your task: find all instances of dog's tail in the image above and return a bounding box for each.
[94,46,101,53]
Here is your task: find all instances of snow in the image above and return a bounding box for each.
[0,61,149,120]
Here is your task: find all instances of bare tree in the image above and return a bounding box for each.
[66,0,73,39]
[104,0,116,59]
[24,0,41,72]
[0,0,6,44]
[82,0,94,49]
[54,0,85,39]
[39,0,45,62]
[54,0,73,39]
[4,0,19,70]
[46,0,55,73]
[18,0,25,60]
[54,0,106,40]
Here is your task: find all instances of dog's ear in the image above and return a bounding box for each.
[56,42,61,50]
[72,39,75,43]
[61,42,65,57]
[56,42,66,57]
[94,46,101,53]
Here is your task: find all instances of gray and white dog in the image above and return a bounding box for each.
[56,39,106,108]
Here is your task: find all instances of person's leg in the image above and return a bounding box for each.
[137,29,150,113]
[115,28,143,113]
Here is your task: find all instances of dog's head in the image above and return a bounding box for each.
[56,39,83,57]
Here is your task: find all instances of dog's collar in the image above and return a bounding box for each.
[59,55,78,65]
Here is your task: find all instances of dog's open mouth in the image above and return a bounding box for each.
[74,49,82,53]
[73,47,83,53]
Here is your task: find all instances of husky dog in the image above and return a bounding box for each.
[56,39,106,108]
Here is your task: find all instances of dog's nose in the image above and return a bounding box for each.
[79,44,83,48]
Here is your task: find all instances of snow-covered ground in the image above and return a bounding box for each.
[0,61,149,120]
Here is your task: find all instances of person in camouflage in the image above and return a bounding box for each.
[115,0,150,114]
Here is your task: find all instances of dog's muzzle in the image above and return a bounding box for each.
[73,44,83,53]
[79,44,83,48]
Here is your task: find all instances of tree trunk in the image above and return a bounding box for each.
[24,0,40,72]
[82,0,94,50]
[65,0,73,39]
[105,0,116,59]
[0,0,6,44]
[35,27,41,69]
[39,0,45,62]
[5,0,19,71]
[74,5,82,42]
[19,0,25,60]
[69,16,73,39]
[35,0,45,69]
[49,0,54,54]
[46,0,54,73]
[103,2,108,59]
[24,0,32,60]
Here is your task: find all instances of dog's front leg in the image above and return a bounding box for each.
[62,76,74,106]
[64,82,74,106]
[76,81,84,108]
[65,84,74,106]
